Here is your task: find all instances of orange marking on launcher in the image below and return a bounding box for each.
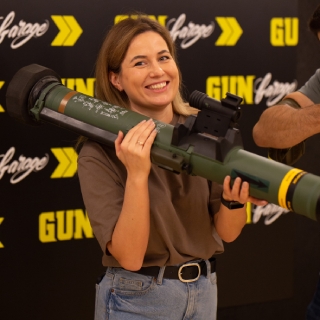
[58,91,77,113]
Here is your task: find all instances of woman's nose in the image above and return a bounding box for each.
[149,64,164,77]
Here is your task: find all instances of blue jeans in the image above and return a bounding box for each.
[306,273,320,320]
[95,260,217,320]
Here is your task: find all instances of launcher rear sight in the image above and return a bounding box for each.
[171,91,244,165]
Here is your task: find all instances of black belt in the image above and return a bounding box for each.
[134,257,216,283]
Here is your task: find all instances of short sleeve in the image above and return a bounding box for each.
[77,140,126,255]
[298,69,320,103]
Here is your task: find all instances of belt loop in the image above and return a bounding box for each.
[156,266,166,285]
[205,259,211,279]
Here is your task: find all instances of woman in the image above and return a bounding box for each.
[77,14,267,320]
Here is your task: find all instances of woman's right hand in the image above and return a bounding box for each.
[115,118,157,177]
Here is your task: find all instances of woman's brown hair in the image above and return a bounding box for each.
[95,14,197,116]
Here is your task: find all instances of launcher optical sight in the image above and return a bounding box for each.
[5,64,320,221]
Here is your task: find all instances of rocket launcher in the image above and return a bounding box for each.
[5,64,320,221]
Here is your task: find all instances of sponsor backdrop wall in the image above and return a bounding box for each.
[1,0,320,319]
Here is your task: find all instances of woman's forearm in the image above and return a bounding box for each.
[107,174,150,271]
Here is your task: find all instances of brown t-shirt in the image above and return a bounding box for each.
[77,114,224,267]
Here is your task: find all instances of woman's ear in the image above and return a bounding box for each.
[109,72,123,91]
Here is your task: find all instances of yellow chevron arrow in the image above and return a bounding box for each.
[0,217,4,248]
[215,17,243,46]
[51,15,83,46]
[51,147,78,178]
[0,81,5,112]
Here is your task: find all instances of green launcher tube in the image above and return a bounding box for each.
[5,64,320,221]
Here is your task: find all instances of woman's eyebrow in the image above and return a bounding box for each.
[129,50,170,63]
[130,55,146,63]
[158,49,170,54]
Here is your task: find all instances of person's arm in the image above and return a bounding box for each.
[107,119,157,271]
[214,176,267,242]
[252,92,320,148]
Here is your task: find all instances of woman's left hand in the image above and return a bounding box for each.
[222,175,268,207]
[215,175,268,242]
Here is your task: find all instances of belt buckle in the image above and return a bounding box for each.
[178,262,201,283]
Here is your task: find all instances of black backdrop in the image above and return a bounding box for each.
[1,1,320,319]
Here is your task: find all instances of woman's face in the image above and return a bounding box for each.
[111,31,179,116]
